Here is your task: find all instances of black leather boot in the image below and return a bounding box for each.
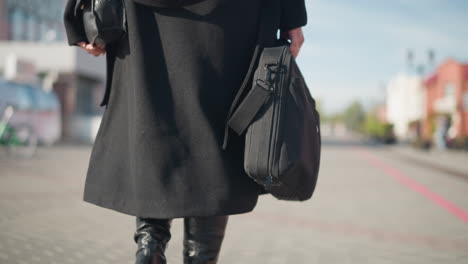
[134,217,173,264]
[183,215,229,264]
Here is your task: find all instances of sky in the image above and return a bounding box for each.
[295,0,468,114]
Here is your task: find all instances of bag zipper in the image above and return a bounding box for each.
[267,46,288,186]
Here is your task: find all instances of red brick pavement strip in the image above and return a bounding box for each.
[249,211,468,252]
[353,147,468,224]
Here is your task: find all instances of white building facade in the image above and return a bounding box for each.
[386,73,426,141]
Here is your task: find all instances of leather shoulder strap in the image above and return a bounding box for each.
[221,44,262,150]
[221,0,277,150]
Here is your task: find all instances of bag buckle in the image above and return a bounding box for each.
[255,79,274,92]
[263,63,281,88]
[256,62,279,92]
[264,63,279,72]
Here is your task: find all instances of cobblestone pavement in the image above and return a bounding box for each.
[0,136,467,264]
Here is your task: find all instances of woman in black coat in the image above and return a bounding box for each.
[64,0,307,263]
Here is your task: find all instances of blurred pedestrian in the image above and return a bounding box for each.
[64,0,307,263]
[434,115,450,151]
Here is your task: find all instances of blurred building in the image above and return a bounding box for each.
[423,59,468,141]
[0,0,65,41]
[0,0,106,143]
[386,73,425,141]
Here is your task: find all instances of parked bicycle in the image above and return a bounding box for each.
[0,105,38,158]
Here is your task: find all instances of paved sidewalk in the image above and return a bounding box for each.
[346,132,468,179]
[1,139,467,263]
[385,144,468,179]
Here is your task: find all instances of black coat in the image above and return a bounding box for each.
[64,0,307,218]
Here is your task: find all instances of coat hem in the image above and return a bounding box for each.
[82,185,260,219]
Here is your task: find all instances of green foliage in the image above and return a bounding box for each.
[342,101,366,132]
[320,100,396,144]
[319,100,365,131]
[363,112,396,143]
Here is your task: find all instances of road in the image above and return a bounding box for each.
[0,136,467,264]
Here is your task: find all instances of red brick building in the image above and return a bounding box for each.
[423,59,468,141]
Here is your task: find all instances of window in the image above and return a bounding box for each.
[3,0,66,42]
[10,7,27,40]
[26,15,37,41]
[444,82,456,98]
[463,91,468,112]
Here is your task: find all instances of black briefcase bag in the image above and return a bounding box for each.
[221,38,322,201]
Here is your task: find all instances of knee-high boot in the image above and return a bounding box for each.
[183,215,229,264]
[134,217,173,264]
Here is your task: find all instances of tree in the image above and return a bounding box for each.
[342,101,366,132]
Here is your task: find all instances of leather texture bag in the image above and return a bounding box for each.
[221,38,322,201]
[81,0,127,46]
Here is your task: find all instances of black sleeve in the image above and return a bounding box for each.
[279,0,308,31]
[63,0,88,46]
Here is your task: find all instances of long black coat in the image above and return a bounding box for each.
[64,0,307,218]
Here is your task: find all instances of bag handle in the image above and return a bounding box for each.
[226,78,274,136]
[221,0,273,150]
[225,44,288,135]
[221,0,291,150]
[221,43,262,150]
